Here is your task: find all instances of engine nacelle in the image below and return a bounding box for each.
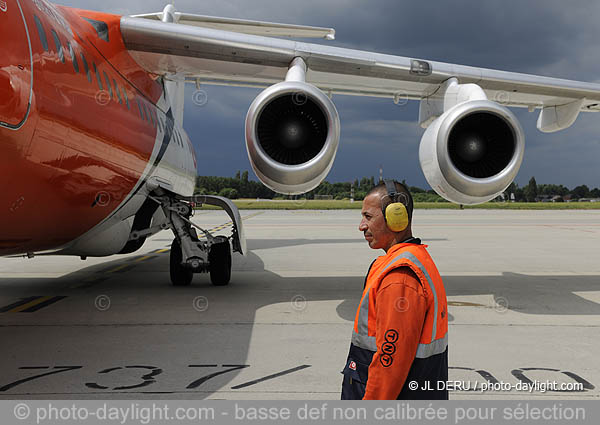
[419,100,525,205]
[245,81,340,194]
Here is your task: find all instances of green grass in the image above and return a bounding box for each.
[195,199,600,210]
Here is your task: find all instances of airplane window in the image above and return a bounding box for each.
[93,63,103,90]
[80,53,91,83]
[103,72,113,99]
[50,29,65,63]
[67,43,79,73]
[136,99,144,119]
[33,15,49,52]
[123,88,130,110]
[113,79,122,104]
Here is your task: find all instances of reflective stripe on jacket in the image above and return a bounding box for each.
[342,242,448,400]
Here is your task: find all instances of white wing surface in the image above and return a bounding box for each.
[120,15,600,115]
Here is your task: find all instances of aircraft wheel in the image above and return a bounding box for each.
[170,239,193,286]
[209,237,231,286]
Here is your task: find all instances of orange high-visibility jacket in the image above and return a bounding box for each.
[346,242,448,399]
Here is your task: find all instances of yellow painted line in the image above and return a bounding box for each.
[243,212,264,220]
[133,255,153,263]
[197,211,264,240]
[155,249,169,254]
[107,264,132,273]
[8,296,53,313]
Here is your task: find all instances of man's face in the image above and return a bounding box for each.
[359,192,396,251]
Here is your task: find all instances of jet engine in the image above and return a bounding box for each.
[419,100,525,205]
[245,79,340,194]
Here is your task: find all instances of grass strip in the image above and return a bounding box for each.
[195,199,600,210]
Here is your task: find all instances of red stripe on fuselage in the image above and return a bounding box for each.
[0,0,163,255]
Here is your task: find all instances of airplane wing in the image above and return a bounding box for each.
[118,9,598,204]
[120,12,600,127]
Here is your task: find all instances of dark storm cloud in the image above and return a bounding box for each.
[57,0,600,188]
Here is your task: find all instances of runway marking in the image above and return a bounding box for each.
[0,364,593,394]
[0,366,82,392]
[231,365,311,389]
[86,366,163,391]
[187,365,249,389]
[194,211,265,241]
[242,211,264,221]
[0,296,67,313]
[133,255,154,263]
[106,264,133,273]
[114,265,136,273]
[99,254,158,275]
[0,296,39,312]
[70,277,109,289]
[19,296,68,312]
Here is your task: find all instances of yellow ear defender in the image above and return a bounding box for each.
[383,180,409,232]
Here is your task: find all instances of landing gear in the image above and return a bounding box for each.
[153,192,244,287]
[169,236,232,287]
[208,236,231,286]
[170,239,193,286]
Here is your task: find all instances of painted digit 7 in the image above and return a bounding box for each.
[187,365,249,389]
[0,366,82,392]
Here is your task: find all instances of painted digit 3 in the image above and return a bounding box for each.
[85,366,162,390]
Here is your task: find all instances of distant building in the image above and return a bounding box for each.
[536,195,551,202]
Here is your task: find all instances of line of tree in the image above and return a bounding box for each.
[196,172,448,202]
[506,177,600,202]
[196,172,599,203]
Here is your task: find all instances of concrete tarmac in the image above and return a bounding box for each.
[0,209,598,399]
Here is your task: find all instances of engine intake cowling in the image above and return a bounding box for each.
[419,100,525,205]
[245,81,340,194]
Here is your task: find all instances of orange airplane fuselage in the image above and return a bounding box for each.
[0,0,196,257]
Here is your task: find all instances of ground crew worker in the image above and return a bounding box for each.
[341,180,448,400]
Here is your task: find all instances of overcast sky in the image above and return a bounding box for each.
[58,0,600,189]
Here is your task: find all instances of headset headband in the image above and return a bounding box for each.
[384,179,397,199]
[384,179,409,207]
